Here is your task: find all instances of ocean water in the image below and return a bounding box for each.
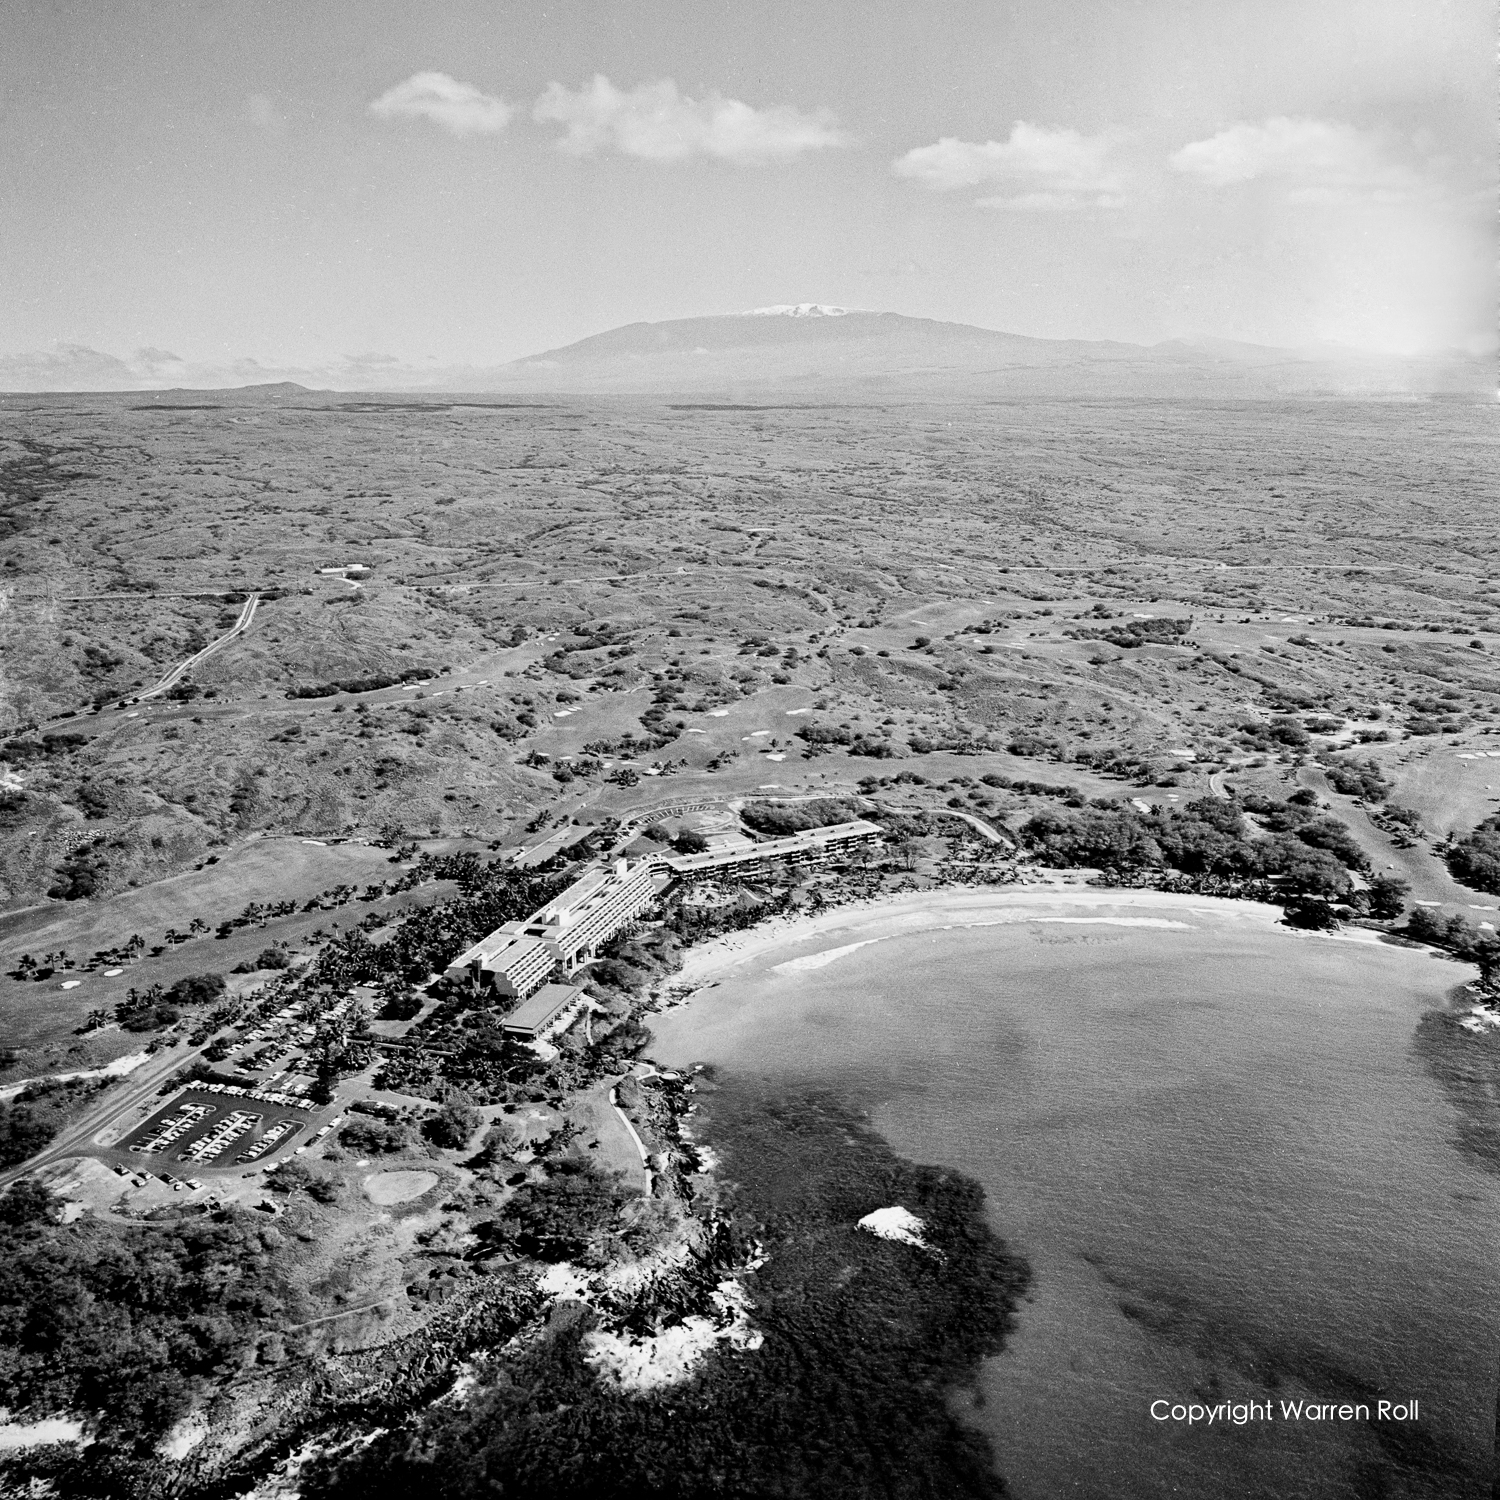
[649,916,1500,1499]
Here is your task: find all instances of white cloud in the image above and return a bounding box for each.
[532,75,847,163]
[892,123,1125,209]
[368,72,513,137]
[1170,118,1423,201]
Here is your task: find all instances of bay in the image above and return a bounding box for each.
[649,906,1500,1499]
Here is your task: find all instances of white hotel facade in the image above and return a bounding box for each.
[446,857,658,998]
[446,820,882,1000]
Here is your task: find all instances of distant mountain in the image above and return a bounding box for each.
[0,312,1486,398]
[511,306,1135,377]
[128,382,316,403]
[494,307,1488,398]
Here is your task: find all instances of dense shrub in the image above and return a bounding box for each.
[1022,795,1363,894]
[1022,807,1163,870]
[339,1118,410,1155]
[1321,757,1392,801]
[0,1199,299,1441]
[424,1098,482,1150]
[74,782,110,819]
[1068,617,1192,648]
[117,1000,179,1033]
[739,798,862,837]
[47,843,109,899]
[1365,873,1410,920]
[794,723,854,748]
[288,668,427,699]
[2,733,90,764]
[0,1106,55,1169]
[165,972,226,1006]
[1404,909,1500,985]
[379,990,424,1021]
[496,1158,632,1261]
[1448,815,1500,895]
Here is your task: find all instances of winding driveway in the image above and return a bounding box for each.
[136,592,260,702]
[43,592,261,730]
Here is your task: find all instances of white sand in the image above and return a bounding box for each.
[0,1050,150,1103]
[771,939,881,974]
[674,885,1297,989]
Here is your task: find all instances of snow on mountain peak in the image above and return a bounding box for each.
[741,303,857,318]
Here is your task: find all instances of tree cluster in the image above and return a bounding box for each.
[1023,793,1366,897]
[1447,814,1500,896]
[738,798,863,837]
[0,1187,300,1445]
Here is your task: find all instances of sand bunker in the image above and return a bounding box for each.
[363,1170,438,1205]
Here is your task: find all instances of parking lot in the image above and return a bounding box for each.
[114,1086,324,1175]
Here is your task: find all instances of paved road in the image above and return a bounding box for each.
[0,1038,202,1189]
[882,801,1013,848]
[939,807,1013,847]
[45,592,260,730]
[138,592,259,702]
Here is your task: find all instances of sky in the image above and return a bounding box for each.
[1,0,1493,379]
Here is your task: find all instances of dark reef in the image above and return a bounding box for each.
[302,1074,1031,1500]
[1415,1002,1500,1173]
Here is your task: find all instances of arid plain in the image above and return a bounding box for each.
[1,390,1497,1056]
[1,389,1498,1499]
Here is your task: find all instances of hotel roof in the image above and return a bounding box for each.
[664,818,882,874]
[503,982,584,1034]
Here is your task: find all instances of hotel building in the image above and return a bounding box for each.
[446,857,658,997]
[661,818,883,881]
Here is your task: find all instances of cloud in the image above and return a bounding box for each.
[1170,118,1423,201]
[0,345,143,391]
[532,75,847,163]
[132,347,189,378]
[368,72,513,137]
[892,123,1125,209]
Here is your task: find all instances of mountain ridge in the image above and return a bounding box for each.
[0,310,1487,397]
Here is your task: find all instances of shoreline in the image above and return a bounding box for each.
[668,880,1389,990]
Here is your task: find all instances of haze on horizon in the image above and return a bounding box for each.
[2,0,1494,388]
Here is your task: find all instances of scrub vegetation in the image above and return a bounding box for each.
[300,1080,1028,1500]
[0,392,1497,1498]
